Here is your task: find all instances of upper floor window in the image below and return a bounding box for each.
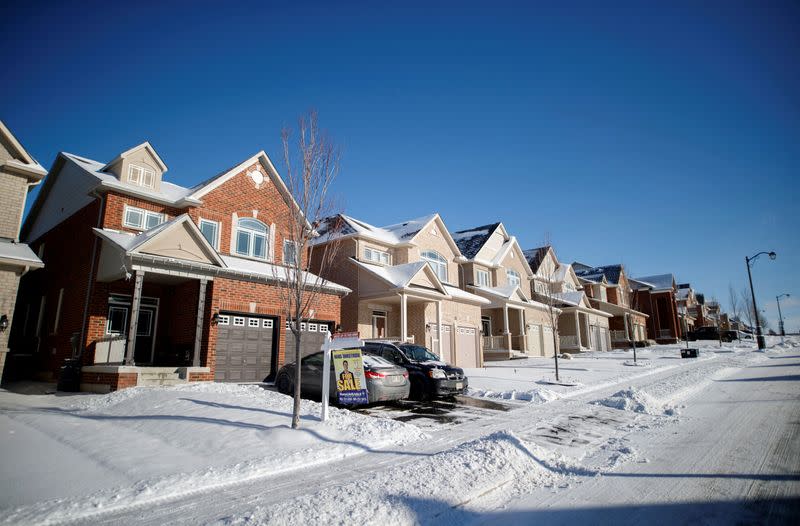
[535,281,548,295]
[124,205,165,231]
[476,269,490,287]
[129,164,155,188]
[506,269,521,287]
[283,240,298,265]
[563,281,576,292]
[199,219,220,249]
[235,218,268,259]
[365,247,390,265]
[421,250,448,282]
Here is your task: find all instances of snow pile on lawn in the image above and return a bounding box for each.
[225,430,567,525]
[592,387,676,415]
[468,386,560,404]
[1,383,426,525]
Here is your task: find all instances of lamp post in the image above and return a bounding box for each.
[745,251,776,351]
[776,293,789,343]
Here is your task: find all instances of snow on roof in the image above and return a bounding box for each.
[93,216,188,252]
[573,264,623,285]
[634,273,675,291]
[312,213,439,247]
[442,284,491,305]
[676,288,691,300]
[62,152,196,204]
[220,255,350,294]
[553,264,571,283]
[381,214,439,241]
[451,223,500,259]
[523,246,550,272]
[0,240,43,267]
[554,291,585,307]
[352,259,432,289]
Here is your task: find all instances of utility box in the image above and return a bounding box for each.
[681,348,699,359]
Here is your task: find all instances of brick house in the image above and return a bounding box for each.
[525,246,612,353]
[675,283,699,334]
[309,213,488,367]
[572,263,649,348]
[630,274,681,344]
[450,222,553,360]
[9,142,348,391]
[0,121,46,382]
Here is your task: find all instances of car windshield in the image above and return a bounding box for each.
[399,345,439,362]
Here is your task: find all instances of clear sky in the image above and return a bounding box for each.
[2,1,798,331]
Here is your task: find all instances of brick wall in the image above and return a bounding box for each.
[0,173,27,239]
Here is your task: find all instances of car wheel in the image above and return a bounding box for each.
[410,377,430,402]
[276,372,294,395]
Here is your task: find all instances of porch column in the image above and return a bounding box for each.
[623,313,630,342]
[574,311,581,349]
[193,279,208,367]
[584,315,591,349]
[436,300,443,357]
[400,293,408,343]
[503,304,511,351]
[125,270,145,365]
[521,309,528,352]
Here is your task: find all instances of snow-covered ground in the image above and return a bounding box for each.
[1,337,798,525]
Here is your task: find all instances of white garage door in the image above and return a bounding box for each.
[456,326,478,367]
[429,324,452,363]
[542,326,556,357]
[526,324,542,356]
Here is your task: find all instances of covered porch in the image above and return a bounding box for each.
[558,308,592,352]
[468,284,541,361]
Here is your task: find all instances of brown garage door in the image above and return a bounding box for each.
[283,320,333,363]
[214,313,277,382]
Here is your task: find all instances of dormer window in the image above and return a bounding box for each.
[128,164,155,188]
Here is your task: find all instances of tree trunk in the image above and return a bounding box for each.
[551,326,560,382]
[291,328,302,429]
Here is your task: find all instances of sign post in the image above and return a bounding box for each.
[320,331,364,422]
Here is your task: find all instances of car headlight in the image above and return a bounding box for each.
[428,369,446,379]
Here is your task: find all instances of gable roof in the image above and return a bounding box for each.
[523,245,552,273]
[451,222,501,259]
[573,263,624,285]
[0,120,47,179]
[101,141,168,173]
[351,259,445,292]
[634,273,676,292]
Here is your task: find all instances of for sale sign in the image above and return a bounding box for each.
[332,348,369,405]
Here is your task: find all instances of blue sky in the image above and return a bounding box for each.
[2,1,798,331]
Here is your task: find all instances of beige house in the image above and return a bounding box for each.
[451,222,554,360]
[525,246,612,353]
[0,121,46,381]
[310,214,489,367]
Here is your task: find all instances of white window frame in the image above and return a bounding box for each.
[235,218,268,260]
[421,250,448,283]
[128,164,155,188]
[476,269,490,287]
[217,315,230,325]
[123,205,165,231]
[233,316,245,327]
[248,318,260,327]
[365,247,390,265]
[199,219,220,249]
[507,269,521,287]
[106,306,128,335]
[262,319,273,329]
[283,240,298,265]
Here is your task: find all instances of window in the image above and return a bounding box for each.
[233,316,245,326]
[248,318,259,327]
[123,205,165,231]
[128,164,155,188]
[217,315,230,325]
[507,269,521,287]
[235,218,268,259]
[421,250,448,282]
[476,270,490,287]
[365,247,390,264]
[199,219,219,249]
[283,240,298,265]
[535,281,548,294]
[107,306,128,334]
[262,319,273,329]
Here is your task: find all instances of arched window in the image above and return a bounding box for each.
[507,269,521,287]
[235,218,268,259]
[421,250,448,282]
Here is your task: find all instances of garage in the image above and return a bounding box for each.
[283,320,334,362]
[543,326,556,357]
[429,323,452,363]
[526,324,542,356]
[456,326,478,367]
[214,313,277,382]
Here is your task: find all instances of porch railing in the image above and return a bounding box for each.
[560,335,579,348]
[511,334,527,351]
[382,335,415,344]
[482,335,507,350]
[610,330,628,342]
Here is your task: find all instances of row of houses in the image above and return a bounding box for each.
[0,123,730,392]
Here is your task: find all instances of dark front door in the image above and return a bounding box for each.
[133,306,158,364]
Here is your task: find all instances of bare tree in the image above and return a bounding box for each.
[273,111,343,429]
[740,288,755,332]
[728,283,741,326]
[532,240,563,382]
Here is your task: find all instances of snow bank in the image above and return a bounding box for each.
[467,387,560,404]
[592,387,676,416]
[224,431,565,525]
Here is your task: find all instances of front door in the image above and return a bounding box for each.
[372,311,387,338]
[133,306,158,364]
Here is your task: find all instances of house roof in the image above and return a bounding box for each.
[101,141,169,174]
[573,264,624,285]
[634,273,676,292]
[0,120,47,179]
[451,222,501,259]
[0,239,43,268]
[523,246,551,273]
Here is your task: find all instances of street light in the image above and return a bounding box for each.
[776,293,790,342]
[745,251,776,351]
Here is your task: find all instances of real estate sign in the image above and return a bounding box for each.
[332,348,369,405]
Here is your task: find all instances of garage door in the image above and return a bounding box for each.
[284,320,333,362]
[526,324,542,356]
[429,324,452,363]
[456,326,478,368]
[599,328,609,352]
[215,313,276,382]
[543,326,556,357]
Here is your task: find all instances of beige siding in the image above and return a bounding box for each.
[107,147,164,192]
[405,224,460,285]
[139,222,217,264]
[0,173,28,239]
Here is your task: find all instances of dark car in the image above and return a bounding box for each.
[687,326,736,342]
[275,351,410,404]
[362,340,468,400]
